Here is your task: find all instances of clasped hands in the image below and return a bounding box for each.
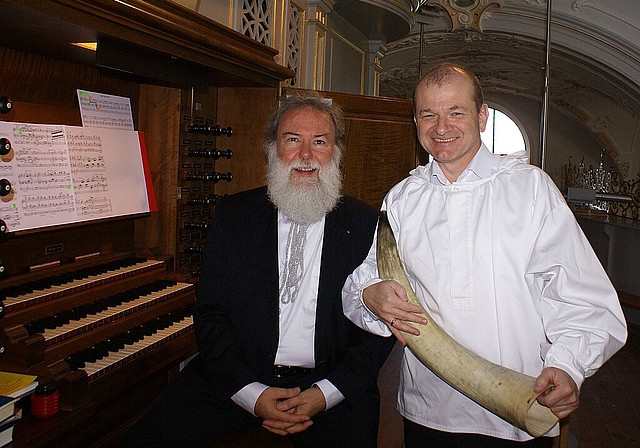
[255,385,326,435]
[362,280,580,419]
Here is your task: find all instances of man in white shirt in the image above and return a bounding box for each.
[120,91,394,448]
[342,62,627,447]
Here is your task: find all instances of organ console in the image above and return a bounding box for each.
[186,194,223,206]
[187,147,233,159]
[0,1,293,447]
[187,123,233,137]
[185,171,233,182]
[0,1,420,445]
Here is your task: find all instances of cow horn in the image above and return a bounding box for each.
[376,211,558,437]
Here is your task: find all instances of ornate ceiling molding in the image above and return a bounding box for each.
[426,0,504,31]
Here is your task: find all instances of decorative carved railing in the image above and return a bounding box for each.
[564,153,640,220]
[608,172,640,220]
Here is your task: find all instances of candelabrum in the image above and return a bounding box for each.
[565,150,639,220]
[564,150,611,212]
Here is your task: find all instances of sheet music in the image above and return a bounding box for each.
[0,121,149,232]
[77,90,135,130]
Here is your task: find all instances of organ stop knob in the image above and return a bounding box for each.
[0,179,11,197]
[0,138,10,156]
[0,97,12,115]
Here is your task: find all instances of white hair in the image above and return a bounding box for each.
[266,142,342,224]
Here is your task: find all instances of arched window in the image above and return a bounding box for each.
[481,107,526,155]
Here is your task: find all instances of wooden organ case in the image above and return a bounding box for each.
[0,1,293,447]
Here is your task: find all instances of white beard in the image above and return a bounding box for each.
[267,150,342,224]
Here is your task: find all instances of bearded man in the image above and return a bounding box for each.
[118,91,395,448]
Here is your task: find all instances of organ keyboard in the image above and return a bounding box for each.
[2,258,165,311]
[39,280,192,346]
[78,313,193,380]
[0,250,198,447]
[0,1,298,446]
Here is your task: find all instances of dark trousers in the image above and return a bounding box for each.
[403,418,555,448]
[117,359,380,448]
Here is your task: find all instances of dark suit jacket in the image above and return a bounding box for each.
[193,186,394,407]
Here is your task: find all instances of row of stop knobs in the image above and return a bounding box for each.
[185,171,232,182]
[186,124,232,136]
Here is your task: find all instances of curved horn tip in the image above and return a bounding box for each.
[524,401,559,437]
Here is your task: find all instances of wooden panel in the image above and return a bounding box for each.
[215,87,280,195]
[0,47,140,118]
[135,86,280,277]
[0,3,292,448]
[342,118,416,208]
[1,0,294,88]
[135,84,182,264]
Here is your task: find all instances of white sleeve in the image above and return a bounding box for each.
[529,204,627,388]
[342,225,393,337]
[231,382,269,416]
[312,379,344,410]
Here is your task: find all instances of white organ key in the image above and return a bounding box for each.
[82,316,193,379]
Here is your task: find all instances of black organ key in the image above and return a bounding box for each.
[23,279,181,337]
[65,354,86,370]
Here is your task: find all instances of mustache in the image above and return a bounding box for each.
[266,152,342,224]
[289,160,322,171]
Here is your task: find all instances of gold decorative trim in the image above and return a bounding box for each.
[313,31,325,90]
[427,0,503,31]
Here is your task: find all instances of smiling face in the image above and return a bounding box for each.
[414,71,489,182]
[276,106,336,187]
[266,104,342,224]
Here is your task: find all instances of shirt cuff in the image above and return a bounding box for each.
[541,343,585,389]
[359,278,393,336]
[231,382,269,416]
[313,379,344,410]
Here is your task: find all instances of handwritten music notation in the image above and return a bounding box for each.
[11,124,66,145]
[0,206,21,231]
[74,173,109,193]
[0,120,149,232]
[77,196,113,216]
[69,155,106,170]
[67,129,110,194]
[17,170,72,193]
[77,90,135,131]
[21,192,76,217]
[16,152,69,168]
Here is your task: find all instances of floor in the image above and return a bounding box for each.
[568,322,640,448]
[376,323,640,448]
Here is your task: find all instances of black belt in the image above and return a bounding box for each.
[271,365,315,378]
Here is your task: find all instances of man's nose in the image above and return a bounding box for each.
[435,116,449,134]
[298,141,312,159]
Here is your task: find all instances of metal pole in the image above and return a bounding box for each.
[417,22,425,167]
[419,22,424,80]
[492,108,496,153]
[539,0,552,170]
